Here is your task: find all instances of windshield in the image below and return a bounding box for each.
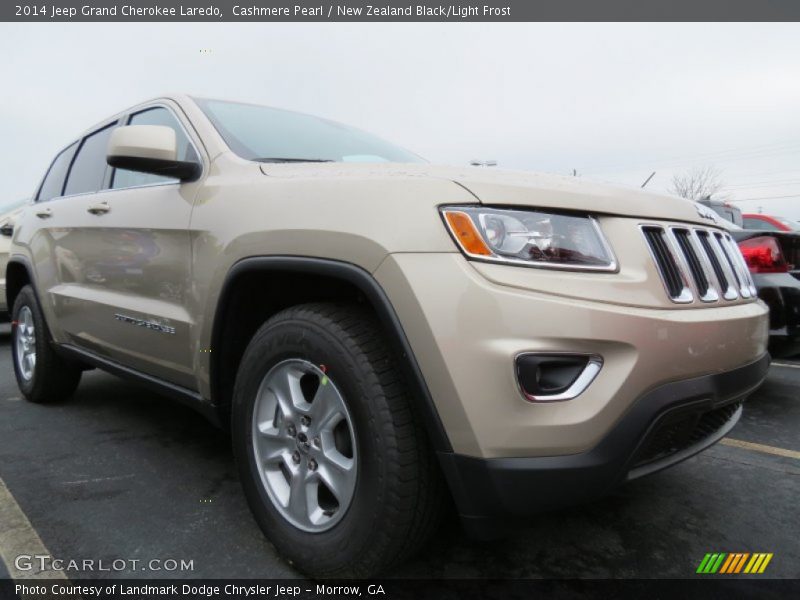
[194,98,424,164]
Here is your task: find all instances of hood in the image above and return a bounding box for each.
[259,162,710,226]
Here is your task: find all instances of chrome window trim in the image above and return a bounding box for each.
[52,180,182,203]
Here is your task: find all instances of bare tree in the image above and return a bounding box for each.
[669,166,723,201]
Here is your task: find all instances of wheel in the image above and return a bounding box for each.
[11,285,82,403]
[232,303,444,578]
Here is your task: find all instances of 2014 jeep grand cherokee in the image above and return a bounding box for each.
[8,95,770,577]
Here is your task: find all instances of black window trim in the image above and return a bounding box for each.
[59,119,121,201]
[35,101,205,203]
[34,140,79,203]
[107,102,205,193]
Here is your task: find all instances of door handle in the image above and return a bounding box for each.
[87,202,110,215]
[35,208,52,219]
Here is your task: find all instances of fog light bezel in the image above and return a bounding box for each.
[515,352,603,402]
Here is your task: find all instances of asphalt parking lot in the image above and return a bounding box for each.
[0,323,798,581]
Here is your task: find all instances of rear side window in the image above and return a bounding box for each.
[111,107,198,190]
[743,217,779,231]
[37,142,78,202]
[63,123,117,197]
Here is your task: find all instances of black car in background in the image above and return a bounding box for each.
[698,199,800,357]
[732,229,800,358]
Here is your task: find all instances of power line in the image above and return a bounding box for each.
[729,194,800,202]
[729,167,800,179]
[724,179,800,190]
[582,139,800,175]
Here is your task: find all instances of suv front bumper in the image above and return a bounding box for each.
[438,354,769,535]
[375,253,769,458]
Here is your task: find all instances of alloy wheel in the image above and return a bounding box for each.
[15,306,36,381]
[251,359,358,532]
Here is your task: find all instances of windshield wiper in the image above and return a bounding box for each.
[254,157,334,163]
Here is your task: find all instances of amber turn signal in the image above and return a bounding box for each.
[443,210,492,256]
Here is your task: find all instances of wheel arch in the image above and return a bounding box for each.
[5,256,35,313]
[210,256,452,452]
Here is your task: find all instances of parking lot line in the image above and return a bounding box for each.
[721,438,800,460]
[0,476,67,580]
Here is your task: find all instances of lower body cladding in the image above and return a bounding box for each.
[753,271,800,358]
[439,356,768,535]
[374,253,770,534]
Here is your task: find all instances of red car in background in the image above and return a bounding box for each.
[743,213,800,232]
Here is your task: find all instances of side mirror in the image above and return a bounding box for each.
[107,125,201,182]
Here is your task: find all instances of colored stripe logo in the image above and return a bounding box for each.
[697,553,773,574]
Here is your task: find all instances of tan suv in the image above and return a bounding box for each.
[8,95,770,577]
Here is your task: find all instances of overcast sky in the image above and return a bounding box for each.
[2,23,800,218]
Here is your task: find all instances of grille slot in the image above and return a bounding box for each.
[696,230,729,292]
[642,224,755,304]
[642,226,686,300]
[714,232,744,289]
[673,229,710,297]
[716,233,755,297]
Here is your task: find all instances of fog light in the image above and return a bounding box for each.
[516,353,602,402]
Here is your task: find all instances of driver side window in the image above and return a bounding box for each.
[110,107,198,190]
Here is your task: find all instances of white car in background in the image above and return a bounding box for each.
[0,198,31,316]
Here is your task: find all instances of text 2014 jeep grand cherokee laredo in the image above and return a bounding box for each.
[8,96,769,577]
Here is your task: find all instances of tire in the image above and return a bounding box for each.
[11,285,82,403]
[232,303,445,578]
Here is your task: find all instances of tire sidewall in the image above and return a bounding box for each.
[11,286,45,397]
[232,317,393,572]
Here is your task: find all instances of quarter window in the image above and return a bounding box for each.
[63,123,117,197]
[37,142,78,202]
[111,107,198,190]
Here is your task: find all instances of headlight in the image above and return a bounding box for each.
[441,206,617,271]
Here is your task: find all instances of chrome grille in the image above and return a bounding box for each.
[641,225,756,304]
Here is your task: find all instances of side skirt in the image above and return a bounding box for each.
[56,343,220,427]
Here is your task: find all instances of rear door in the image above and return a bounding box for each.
[29,122,119,349]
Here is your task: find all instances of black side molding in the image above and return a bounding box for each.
[57,344,220,427]
[211,256,453,452]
